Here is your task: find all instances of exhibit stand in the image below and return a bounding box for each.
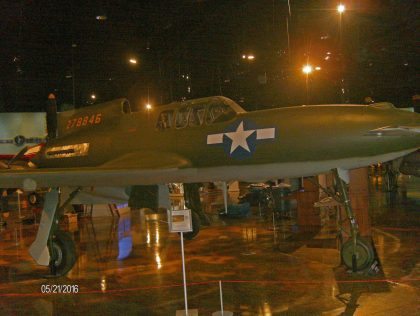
[168,208,197,316]
[212,280,233,316]
[15,189,25,223]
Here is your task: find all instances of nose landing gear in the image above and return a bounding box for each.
[312,169,375,272]
[333,169,375,272]
[341,237,374,272]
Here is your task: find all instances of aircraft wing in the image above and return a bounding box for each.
[0,152,191,190]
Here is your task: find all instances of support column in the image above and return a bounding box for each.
[348,167,371,237]
[297,177,321,231]
[339,167,371,239]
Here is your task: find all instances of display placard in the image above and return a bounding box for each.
[168,209,193,233]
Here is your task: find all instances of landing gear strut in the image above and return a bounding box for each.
[182,210,200,240]
[333,169,374,272]
[311,169,375,272]
[29,188,80,277]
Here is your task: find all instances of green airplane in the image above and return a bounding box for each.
[0,96,419,276]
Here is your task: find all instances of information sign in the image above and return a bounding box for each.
[168,209,193,233]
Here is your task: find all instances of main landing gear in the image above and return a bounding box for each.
[29,188,80,277]
[182,210,200,240]
[49,230,76,276]
[313,169,375,272]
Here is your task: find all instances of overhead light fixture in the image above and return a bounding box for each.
[337,4,345,14]
[302,65,313,74]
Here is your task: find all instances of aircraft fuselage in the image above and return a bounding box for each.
[31,97,420,183]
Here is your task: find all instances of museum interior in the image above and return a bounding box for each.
[1,1,419,315]
[0,171,419,315]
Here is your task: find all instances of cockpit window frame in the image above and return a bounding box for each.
[121,100,132,114]
[175,106,191,129]
[156,97,239,131]
[156,109,175,130]
[205,101,235,125]
[188,104,206,127]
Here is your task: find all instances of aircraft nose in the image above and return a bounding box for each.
[395,109,420,127]
[407,113,420,129]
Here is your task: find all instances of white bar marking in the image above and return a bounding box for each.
[256,128,275,140]
[207,133,224,144]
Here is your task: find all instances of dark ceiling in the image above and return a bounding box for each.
[0,0,418,112]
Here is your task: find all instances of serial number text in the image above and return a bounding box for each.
[66,113,102,129]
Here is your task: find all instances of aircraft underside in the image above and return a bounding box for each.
[25,165,382,277]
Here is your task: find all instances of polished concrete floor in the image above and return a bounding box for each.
[0,176,419,315]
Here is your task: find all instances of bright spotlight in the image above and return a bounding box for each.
[337,4,345,13]
[302,65,313,74]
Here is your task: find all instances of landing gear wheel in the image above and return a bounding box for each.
[341,237,374,272]
[28,193,39,206]
[48,231,76,277]
[183,211,201,240]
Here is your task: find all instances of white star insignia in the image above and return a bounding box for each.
[224,121,255,153]
[206,121,276,157]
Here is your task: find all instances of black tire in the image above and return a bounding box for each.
[28,193,39,206]
[49,231,76,276]
[341,237,374,271]
[183,211,201,240]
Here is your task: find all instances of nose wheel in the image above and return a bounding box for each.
[341,237,374,272]
[333,169,375,272]
[312,169,376,272]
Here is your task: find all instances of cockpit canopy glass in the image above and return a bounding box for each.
[205,102,235,124]
[156,97,238,131]
[189,105,206,127]
[175,107,191,129]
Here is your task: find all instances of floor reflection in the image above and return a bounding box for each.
[0,175,418,315]
[117,215,132,261]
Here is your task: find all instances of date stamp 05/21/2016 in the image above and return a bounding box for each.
[40,284,79,294]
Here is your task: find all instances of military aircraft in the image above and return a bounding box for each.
[0,112,47,168]
[0,96,419,276]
